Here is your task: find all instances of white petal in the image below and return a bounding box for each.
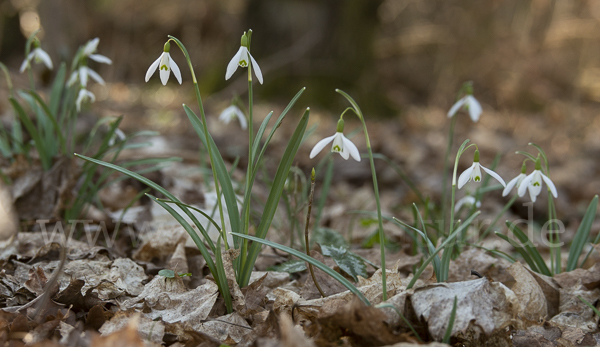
[19,52,34,73]
[528,185,537,202]
[159,53,170,85]
[466,95,482,122]
[455,196,476,212]
[67,71,78,86]
[457,165,474,189]
[249,53,263,84]
[309,134,336,159]
[89,54,112,65]
[145,55,162,82]
[82,38,99,56]
[518,173,535,197]
[86,68,105,85]
[76,90,85,111]
[35,49,53,69]
[481,165,506,187]
[331,133,348,159]
[502,175,521,197]
[169,55,182,84]
[447,97,467,118]
[79,66,88,87]
[234,107,247,130]
[342,135,361,162]
[472,164,482,182]
[540,172,558,198]
[219,106,235,123]
[225,47,243,80]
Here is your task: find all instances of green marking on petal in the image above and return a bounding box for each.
[333,145,341,152]
[533,182,540,186]
[475,176,481,182]
[160,64,169,71]
[239,60,248,67]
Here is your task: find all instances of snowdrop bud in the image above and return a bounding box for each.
[32,39,41,49]
[164,41,170,53]
[241,32,249,48]
[473,149,480,163]
[311,168,316,181]
[336,118,345,133]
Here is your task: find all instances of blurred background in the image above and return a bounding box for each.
[1,0,600,219]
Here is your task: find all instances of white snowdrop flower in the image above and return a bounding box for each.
[502,162,528,197]
[19,41,53,73]
[145,42,182,85]
[458,150,506,189]
[448,95,482,122]
[517,158,558,203]
[309,118,361,162]
[81,38,112,64]
[108,128,126,146]
[225,31,263,84]
[454,196,481,212]
[76,88,96,111]
[219,105,247,130]
[68,66,105,87]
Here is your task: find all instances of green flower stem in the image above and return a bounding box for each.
[168,36,229,249]
[480,194,518,241]
[0,63,14,98]
[442,116,457,235]
[335,89,387,301]
[239,59,254,273]
[306,168,325,297]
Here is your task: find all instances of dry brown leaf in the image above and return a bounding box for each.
[24,267,48,296]
[132,225,188,262]
[448,248,512,283]
[272,288,302,317]
[122,275,219,330]
[99,310,164,345]
[167,242,188,276]
[526,269,560,318]
[0,182,17,247]
[411,278,516,341]
[223,248,245,314]
[91,313,146,347]
[279,313,315,347]
[508,262,548,321]
[241,273,270,318]
[197,312,252,344]
[549,284,600,332]
[554,262,600,290]
[301,250,346,300]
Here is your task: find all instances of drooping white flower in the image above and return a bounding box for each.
[145,42,182,85]
[108,128,126,146]
[81,38,112,64]
[458,150,506,189]
[454,196,481,212]
[517,158,558,202]
[219,105,247,130]
[67,66,105,87]
[225,31,263,84]
[76,88,96,111]
[448,95,482,122]
[309,118,360,162]
[502,162,527,197]
[19,45,53,73]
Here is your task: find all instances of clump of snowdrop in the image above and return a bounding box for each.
[458,150,505,189]
[219,105,247,130]
[145,41,182,85]
[309,118,361,161]
[20,39,53,73]
[68,38,112,87]
[447,82,482,122]
[225,31,263,84]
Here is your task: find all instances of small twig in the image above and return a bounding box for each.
[305,168,325,298]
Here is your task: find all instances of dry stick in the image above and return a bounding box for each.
[305,168,325,297]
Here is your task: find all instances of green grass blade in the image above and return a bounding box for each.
[9,97,51,170]
[375,303,422,342]
[494,232,539,273]
[74,153,216,252]
[442,296,457,343]
[412,203,441,280]
[406,212,481,289]
[578,295,600,317]
[567,195,598,271]
[251,110,274,163]
[26,90,66,154]
[49,62,66,116]
[239,109,310,287]
[505,221,551,275]
[182,105,241,239]
[215,236,233,313]
[231,232,369,305]
[157,199,222,234]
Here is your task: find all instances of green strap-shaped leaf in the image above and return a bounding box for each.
[505,221,551,276]
[231,232,369,305]
[9,97,51,170]
[494,232,539,273]
[50,62,66,116]
[239,109,310,287]
[567,195,598,271]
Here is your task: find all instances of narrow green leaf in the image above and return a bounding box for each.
[215,237,233,313]
[442,296,458,343]
[578,295,600,318]
[183,105,241,240]
[26,90,66,154]
[49,62,66,115]
[231,232,370,305]
[321,244,367,281]
[268,259,307,273]
[505,221,551,276]
[413,203,441,280]
[10,97,50,170]
[240,109,309,287]
[567,195,598,271]
[495,232,539,273]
